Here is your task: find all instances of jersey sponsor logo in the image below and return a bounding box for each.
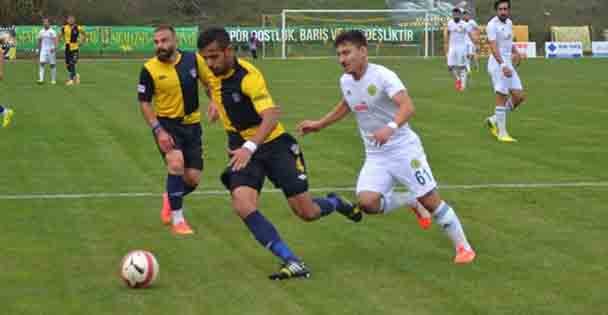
[367,84,377,96]
[353,103,369,112]
[190,68,197,79]
[137,84,146,93]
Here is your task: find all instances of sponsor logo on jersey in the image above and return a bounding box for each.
[367,84,377,96]
[232,92,242,103]
[353,103,369,112]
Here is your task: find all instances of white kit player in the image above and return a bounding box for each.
[37,17,58,84]
[444,8,474,91]
[297,30,476,264]
[463,10,480,73]
[485,0,527,143]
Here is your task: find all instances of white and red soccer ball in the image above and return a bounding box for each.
[119,250,159,288]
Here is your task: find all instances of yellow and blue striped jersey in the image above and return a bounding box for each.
[62,24,84,51]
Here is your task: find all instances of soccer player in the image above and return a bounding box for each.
[197,27,361,280]
[60,15,86,86]
[297,30,476,264]
[37,17,58,85]
[444,8,475,91]
[0,35,14,128]
[485,0,527,143]
[138,25,207,235]
[463,10,480,73]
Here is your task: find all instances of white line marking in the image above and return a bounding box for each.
[1,182,607,200]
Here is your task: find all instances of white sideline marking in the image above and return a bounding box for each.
[1,181,607,200]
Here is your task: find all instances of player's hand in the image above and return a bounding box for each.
[228,147,252,171]
[502,65,513,78]
[50,48,55,54]
[155,128,175,154]
[207,101,219,123]
[512,53,522,67]
[296,120,323,136]
[371,126,395,146]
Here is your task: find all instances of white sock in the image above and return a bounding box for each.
[433,201,471,250]
[381,191,432,218]
[39,65,45,81]
[495,106,508,137]
[172,209,185,225]
[460,69,468,89]
[51,65,57,82]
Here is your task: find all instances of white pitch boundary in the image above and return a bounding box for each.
[1,181,607,200]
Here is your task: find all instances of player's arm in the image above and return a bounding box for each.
[0,46,4,80]
[371,71,412,146]
[443,27,450,56]
[228,72,279,171]
[138,67,174,153]
[53,32,59,52]
[297,98,350,136]
[487,24,512,77]
[195,53,219,122]
[79,26,87,44]
[511,44,522,66]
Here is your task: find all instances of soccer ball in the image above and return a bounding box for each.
[119,250,159,288]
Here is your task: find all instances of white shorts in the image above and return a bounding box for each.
[356,140,437,199]
[489,65,523,95]
[447,46,467,67]
[40,50,56,65]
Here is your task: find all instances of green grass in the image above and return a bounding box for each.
[1,57,608,315]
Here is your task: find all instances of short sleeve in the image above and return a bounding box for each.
[381,68,406,98]
[486,23,497,41]
[138,67,154,102]
[242,71,275,113]
[78,26,85,32]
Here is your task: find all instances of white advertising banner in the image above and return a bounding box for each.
[514,42,537,58]
[592,41,608,58]
[545,42,583,58]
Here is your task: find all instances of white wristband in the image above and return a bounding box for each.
[242,140,258,153]
[387,121,399,130]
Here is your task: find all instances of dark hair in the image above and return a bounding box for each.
[154,24,176,35]
[334,30,368,48]
[452,8,462,13]
[198,27,231,49]
[494,0,511,10]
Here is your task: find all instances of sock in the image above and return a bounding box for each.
[460,69,468,89]
[0,105,4,114]
[39,64,45,81]
[433,201,471,250]
[171,208,184,225]
[381,191,430,219]
[68,64,75,80]
[166,174,184,211]
[495,106,508,137]
[50,64,57,81]
[243,210,299,263]
[313,197,338,217]
[504,97,513,112]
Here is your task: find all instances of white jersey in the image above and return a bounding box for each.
[486,16,513,70]
[38,28,57,51]
[340,63,419,154]
[447,19,472,49]
[464,19,478,46]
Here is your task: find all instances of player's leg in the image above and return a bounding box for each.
[50,51,57,84]
[65,49,74,85]
[486,68,515,141]
[418,190,475,264]
[266,134,360,222]
[396,149,475,263]
[164,149,196,234]
[507,70,526,111]
[222,161,310,280]
[72,50,80,84]
[38,51,46,83]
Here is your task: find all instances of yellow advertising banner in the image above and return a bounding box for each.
[551,26,591,52]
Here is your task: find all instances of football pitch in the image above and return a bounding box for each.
[1,57,607,315]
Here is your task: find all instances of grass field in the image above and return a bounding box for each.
[1,57,607,315]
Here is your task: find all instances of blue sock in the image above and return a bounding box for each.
[0,105,4,114]
[313,197,337,217]
[243,210,299,263]
[166,174,184,211]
